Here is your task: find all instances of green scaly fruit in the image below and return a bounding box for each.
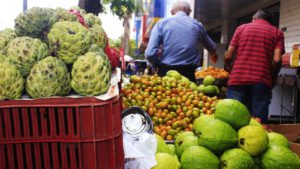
[69,6,87,15]
[71,52,111,96]
[14,7,59,40]
[6,36,49,77]
[90,25,107,49]
[55,7,77,22]
[26,56,71,98]
[84,13,102,27]
[48,21,93,64]
[0,59,24,100]
[0,28,16,52]
[88,44,112,75]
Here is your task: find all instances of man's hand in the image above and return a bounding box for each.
[210,53,218,64]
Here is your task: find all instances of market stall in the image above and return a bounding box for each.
[0,5,124,169]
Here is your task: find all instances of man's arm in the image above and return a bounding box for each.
[271,48,282,84]
[198,24,218,63]
[224,45,236,72]
[145,23,162,67]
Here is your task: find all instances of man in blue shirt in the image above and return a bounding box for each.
[145,0,218,82]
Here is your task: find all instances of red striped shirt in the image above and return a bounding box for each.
[228,19,285,88]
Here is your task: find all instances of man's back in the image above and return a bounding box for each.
[228,19,285,88]
[145,11,215,66]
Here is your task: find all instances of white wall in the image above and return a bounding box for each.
[269,0,300,119]
[280,0,300,52]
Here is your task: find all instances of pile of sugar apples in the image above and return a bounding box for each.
[0,7,118,100]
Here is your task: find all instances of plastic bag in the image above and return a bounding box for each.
[123,133,157,169]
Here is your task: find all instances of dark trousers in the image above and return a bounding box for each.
[227,84,272,123]
[158,64,197,82]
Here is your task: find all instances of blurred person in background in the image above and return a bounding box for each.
[224,9,285,123]
[145,0,218,82]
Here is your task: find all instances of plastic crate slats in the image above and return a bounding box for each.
[66,107,76,138]
[94,104,113,138]
[7,144,16,169]
[3,109,11,139]
[113,100,122,134]
[0,97,124,169]
[16,144,24,169]
[18,108,24,137]
[21,108,30,139]
[38,108,49,138]
[80,106,94,138]
[115,134,124,169]
[68,143,79,169]
[12,108,21,139]
[51,142,60,169]
[73,107,78,136]
[29,107,39,139]
[33,142,42,169]
[24,143,32,169]
[82,142,97,169]
[59,142,69,169]
[0,109,5,139]
[40,143,50,169]
[0,145,8,169]
[48,107,57,139]
[57,107,66,138]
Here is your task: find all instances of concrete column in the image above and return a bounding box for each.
[220,19,237,45]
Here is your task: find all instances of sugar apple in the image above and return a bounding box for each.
[69,6,87,15]
[71,52,111,96]
[14,7,59,40]
[26,56,71,98]
[90,25,107,49]
[84,13,102,27]
[0,53,6,61]
[88,44,112,76]
[0,28,16,53]
[0,59,25,100]
[48,21,93,64]
[6,36,49,77]
[55,7,77,22]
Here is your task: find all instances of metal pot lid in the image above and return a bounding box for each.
[122,106,153,138]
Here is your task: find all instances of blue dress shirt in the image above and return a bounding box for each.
[145,11,216,67]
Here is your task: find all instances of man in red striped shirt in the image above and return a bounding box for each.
[224,9,285,123]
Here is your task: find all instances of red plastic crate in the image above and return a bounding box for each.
[0,96,124,169]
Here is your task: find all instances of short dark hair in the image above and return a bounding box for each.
[253,9,273,24]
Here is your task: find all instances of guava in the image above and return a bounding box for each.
[220,148,255,169]
[203,75,215,85]
[166,70,182,80]
[215,99,251,129]
[203,85,217,95]
[238,125,269,156]
[152,153,180,169]
[197,84,205,92]
[167,144,176,156]
[268,132,290,148]
[249,118,264,129]
[175,135,199,158]
[261,145,300,169]
[193,116,238,154]
[155,134,172,154]
[190,82,198,91]
[181,146,219,169]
